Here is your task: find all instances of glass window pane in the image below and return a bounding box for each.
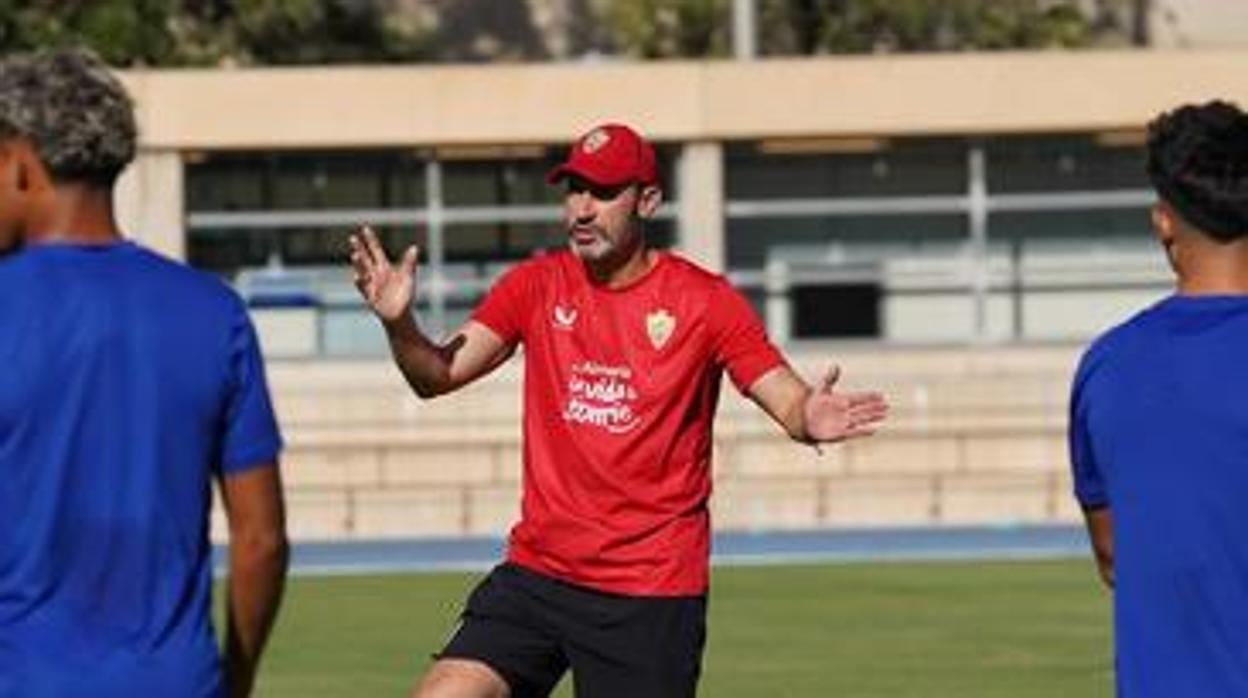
[988,208,1152,253]
[187,150,426,212]
[727,214,968,270]
[727,214,970,342]
[505,222,564,253]
[445,223,556,262]
[646,219,676,250]
[187,224,423,277]
[441,218,673,265]
[443,155,562,207]
[269,152,423,210]
[186,154,268,211]
[986,208,1166,341]
[725,138,966,199]
[187,227,275,276]
[986,136,1148,193]
[655,145,680,201]
[445,224,512,260]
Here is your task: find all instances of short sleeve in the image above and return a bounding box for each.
[220,303,283,476]
[470,262,535,345]
[1069,349,1109,509]
[708,279,786,393]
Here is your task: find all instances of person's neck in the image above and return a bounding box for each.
[586,245,656,289]
[25,183,122,245]
[1176,237,1248,295]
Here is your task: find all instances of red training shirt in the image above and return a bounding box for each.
[471,249,784,596]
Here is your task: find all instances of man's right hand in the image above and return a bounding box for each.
[349,226,419,324]
[349,224,512,399]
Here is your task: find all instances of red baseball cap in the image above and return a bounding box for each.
[546,123,658,188]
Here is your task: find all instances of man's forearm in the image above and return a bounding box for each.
[225,531,288,698]
[781,386,815,443]
[769,375,818,444]
[383,314,455,398]
[748,366,817,443]
[1084,507,1114,589]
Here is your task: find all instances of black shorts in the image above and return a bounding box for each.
[437,562,707,698]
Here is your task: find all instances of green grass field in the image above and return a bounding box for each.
[229,558,1114,697]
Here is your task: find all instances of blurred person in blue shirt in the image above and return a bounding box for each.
[0,49,287,698]
[1070,100,1248,697]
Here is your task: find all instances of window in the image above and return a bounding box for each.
[724,134,1160,343]
[725,138,969,343]
[726,138,965,199]
[986,136,1147,194]
[185,145,680,355]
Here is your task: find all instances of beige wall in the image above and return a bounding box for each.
[207,344,1084,542]
[120,50,1248,151]
[676,142,725,271]
[113,149,184,259]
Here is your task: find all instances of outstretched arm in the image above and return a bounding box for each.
[349,226,513,398]
[747,364,888,446]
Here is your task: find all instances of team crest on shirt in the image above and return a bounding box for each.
[645,309,676,349]
[582,128,610,154]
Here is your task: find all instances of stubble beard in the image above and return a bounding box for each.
[568,224,613,262]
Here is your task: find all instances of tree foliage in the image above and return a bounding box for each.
[0,0,1140,66]
[0,0,436,67]
[605,0,731,59]
[760,0,1134,55]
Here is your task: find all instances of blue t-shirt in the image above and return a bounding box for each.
[1070,294,1248,697]
[0,241,282,698]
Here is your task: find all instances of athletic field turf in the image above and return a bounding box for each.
[227,558,1113,697]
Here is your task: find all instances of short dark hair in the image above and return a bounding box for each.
[0,48,136,186]
[1147,100,1248,242]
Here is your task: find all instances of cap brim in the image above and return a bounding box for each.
[545,163,633,188]
[545,163,573,185]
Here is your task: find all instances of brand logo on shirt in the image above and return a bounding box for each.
[553,305,578,331]
[645,309,676,349]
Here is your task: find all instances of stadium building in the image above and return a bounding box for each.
[110,46,1248,541]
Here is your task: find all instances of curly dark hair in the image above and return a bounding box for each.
[0,48,136,186]
[1147,100,1248,242]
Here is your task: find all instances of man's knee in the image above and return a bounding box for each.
[410,658,510,698]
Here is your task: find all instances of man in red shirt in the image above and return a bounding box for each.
[349,123,889,698]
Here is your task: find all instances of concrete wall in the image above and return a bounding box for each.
[211,344,1085,542]
[119,50,1248,151]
